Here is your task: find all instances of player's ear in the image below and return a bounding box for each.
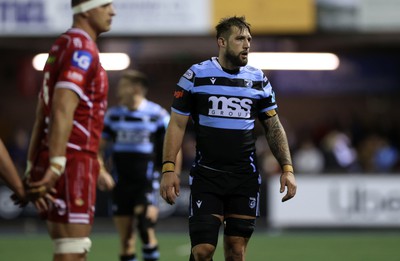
[218,37,226,48]
[80,11,90,18]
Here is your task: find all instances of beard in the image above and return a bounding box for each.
[225,48,248,67]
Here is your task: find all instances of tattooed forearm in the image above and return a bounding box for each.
[263,115,292,167]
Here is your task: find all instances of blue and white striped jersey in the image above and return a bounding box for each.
[102,99,170,156]
[172,57,277,174]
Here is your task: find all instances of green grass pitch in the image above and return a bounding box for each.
[1,232,399,261]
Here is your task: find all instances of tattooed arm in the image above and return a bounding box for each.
[261,114,297,202]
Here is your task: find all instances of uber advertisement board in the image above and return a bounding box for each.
[268,175,400,228]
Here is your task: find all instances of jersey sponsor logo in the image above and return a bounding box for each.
[116,130,150,144]
[65,70,84,84]
[174,90,184,99]
[249,197,256,209]
[208,96,252,118]
[183,69,194,80]
[71,50,92,71]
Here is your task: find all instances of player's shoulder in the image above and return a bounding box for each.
[242,64,265,80]
[63,28,98,54]
[144,100,169,115]
[106,105,125,115]
[190,58,214,72]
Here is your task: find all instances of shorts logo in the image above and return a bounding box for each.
[75,198,84,207]
[72,50,92,71]
[53,199,67,216]
[208,96,252,118]
[196,200,202,208]
[249,197,256,209]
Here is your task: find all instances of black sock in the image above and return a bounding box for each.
[120,254,137,261]
[142,245,160,261]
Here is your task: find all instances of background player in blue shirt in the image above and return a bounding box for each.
[160,16,297,261]
[98,70,173,261]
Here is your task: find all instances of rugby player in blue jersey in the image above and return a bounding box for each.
[160,16,297,261]
[98,70,175,261]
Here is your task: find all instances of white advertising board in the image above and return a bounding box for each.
[268,175,400,228]
[0,0,210,36]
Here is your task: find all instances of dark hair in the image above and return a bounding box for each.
[121,70,149,89]
[215,16,251,39]
[71,0,87,8]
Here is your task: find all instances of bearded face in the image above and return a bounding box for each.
[224,44,248,67]
[220,26,251,69]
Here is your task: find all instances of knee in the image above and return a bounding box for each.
[192,244,216,261]
[224,241,246,260]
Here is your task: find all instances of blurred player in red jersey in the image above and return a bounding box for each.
[0,138,25,202]
[25,1,115,260]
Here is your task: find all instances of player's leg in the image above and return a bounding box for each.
[44,152,99,261]
[137,168,160,261]
[223,214,255,261]
[146,171,160,247]
[188,167,225,261]
[113,184,138,261]
[145,205,158,246]
[113,215,137,261]
[47,222,93,261]
[139,204,160,261]
[189,193,223,261]
[222,176,259,261]
[189,214,222,261]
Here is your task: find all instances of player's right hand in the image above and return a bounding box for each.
[160,172,180,205]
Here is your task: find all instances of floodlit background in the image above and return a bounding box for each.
[0,0,400,260]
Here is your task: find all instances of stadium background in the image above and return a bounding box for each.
[0,0,400,260]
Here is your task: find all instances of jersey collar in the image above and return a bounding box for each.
[68,28,93,41]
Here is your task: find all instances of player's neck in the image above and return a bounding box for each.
[72,22,98,41]
[126,95,144,111]
[216,56,240,72]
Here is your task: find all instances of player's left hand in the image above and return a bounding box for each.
[26,167,59,202]
[280,172,297,202]
[97,169,115,191]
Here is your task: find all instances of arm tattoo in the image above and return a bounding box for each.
[264,115,292,167]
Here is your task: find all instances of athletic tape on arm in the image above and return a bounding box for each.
[72,0,113,14]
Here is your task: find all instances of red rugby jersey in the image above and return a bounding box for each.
[39,28,108,154]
